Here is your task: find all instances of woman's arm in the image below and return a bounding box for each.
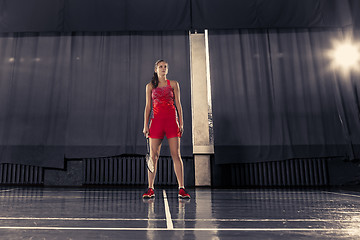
[173,80,184,135]
[143,83,152,137]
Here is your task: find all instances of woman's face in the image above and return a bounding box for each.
[155,61,168,77]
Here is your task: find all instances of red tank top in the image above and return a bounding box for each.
[151,80,177,119]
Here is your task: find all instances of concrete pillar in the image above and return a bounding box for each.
[190,31,214,186]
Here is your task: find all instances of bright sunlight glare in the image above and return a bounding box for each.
[333,43,360,68]
[328,39,360,74]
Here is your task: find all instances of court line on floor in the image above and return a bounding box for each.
[0,217,164,221]
[0,188,17,193]
[172,218,356,222]
[162,190,173,230]
[0,196,134,199]
[0,217,353,222]
[0,226,356,231]
[323,191,360,199]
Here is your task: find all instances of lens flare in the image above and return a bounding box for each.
[328,39,360,75]
[333,43,359,68]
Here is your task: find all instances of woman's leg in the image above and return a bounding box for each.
[147,138,162,189]
[168,137,184,188]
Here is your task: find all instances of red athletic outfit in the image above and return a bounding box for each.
[149,80,181,139]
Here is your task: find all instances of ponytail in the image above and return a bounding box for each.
[151,72,159,88]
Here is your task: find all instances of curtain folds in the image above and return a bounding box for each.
[0,31,192,168]
[0,0,357,33]
[209,28,360,164]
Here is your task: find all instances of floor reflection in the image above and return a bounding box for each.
[143,198,156,240]
[194,189,220,240]
[207,189,360,236]
[171,194,191,240]
[0,187,359,239]
[0,187,45,202]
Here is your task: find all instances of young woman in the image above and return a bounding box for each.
[142,60,190,199]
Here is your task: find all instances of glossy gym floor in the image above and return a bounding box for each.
[0,187,360,239]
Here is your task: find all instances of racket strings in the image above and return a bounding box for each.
[146,138,155,173]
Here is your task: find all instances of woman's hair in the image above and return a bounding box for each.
[151,59,166,88]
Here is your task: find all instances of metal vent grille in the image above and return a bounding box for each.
[229,158,328,187]
[83,156,178,185]
[0,163,43,185]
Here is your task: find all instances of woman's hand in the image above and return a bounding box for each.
[143,125,149,138]
[179,124,184,136]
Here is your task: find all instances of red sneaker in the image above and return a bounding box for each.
[142,188,155,198]
[178,188,191,199]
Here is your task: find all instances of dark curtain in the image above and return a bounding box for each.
[0,0,191,32]
[209,28,360,164]
[0,0,356,33]
[0,31,192,168]
[349,0,360,29]
[192,0,352,30]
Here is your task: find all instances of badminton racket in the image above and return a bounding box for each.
[146,137,154,173]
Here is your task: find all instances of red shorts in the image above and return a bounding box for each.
[149,117,181,139]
